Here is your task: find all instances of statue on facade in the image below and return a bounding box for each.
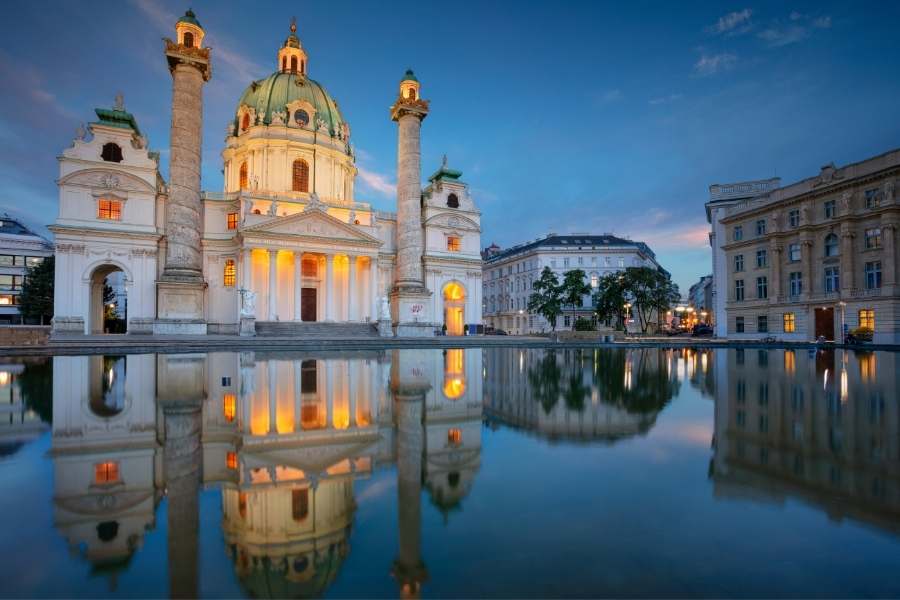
[267,199,278,216]
[270,110,286,125]
[348,209,357,224]
[379,296,391,321]
[75,123,86,141]
[305,191,325,211]
[114,92,124,111]
[840,191,853,214]
[239,289,257,317]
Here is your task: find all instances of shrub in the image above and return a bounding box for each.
[850,326,873,341]
[573,317,595,331]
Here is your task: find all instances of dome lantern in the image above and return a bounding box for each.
[175,8,205,49]
[278,17,308,76]
[399,68,420,102]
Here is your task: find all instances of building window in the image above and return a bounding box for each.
[97,198,122,221]
[183,31,194,47]
[94,461,120,484]
[735,279,744,301]
[735,316,745,333]
[788,243,801,262]
[223,259,236,287]
[239,162,248,188]
[756,276,768,299]
[446,193,459,208]
[755,219,766,236]
[241,113,250,131]
[865,227,882,249]
[783,313,795,333]
[564,315,571,327]
[226,452,237,470]
[0,275,23,291]
[757,315,768,333]
[824,233,838,256]
[590,274,599,288]
[789,272,802,296]
[227,212,238,230]
[756,249,767,268]
[733,226,743,241]
[824,200,836,219]
[223,393,236,422]
[824,267,840,292]
[865,188,880,209]
[447,236,461,252]
[301,258,317,277]
[447,428,462,446]
[292,159,309,192]
[865,261,882,289]
[788,209,800,228]
[292,488,309,521]
[617,257,625,268]
[301,360,316,394]
[290,56,298,73]
[0,295,15,306]
[101,143,123,163]
[734,254,744,272]
[859,309,875,330]
[563,258,570,267]
[281,56,287,71]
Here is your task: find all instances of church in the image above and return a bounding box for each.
[50,11,482,337]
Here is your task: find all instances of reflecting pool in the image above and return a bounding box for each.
[1,347,899,598]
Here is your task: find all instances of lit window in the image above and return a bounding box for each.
[223,259,236,287]
[292,159,309,192]
[97,198,122,220]
[859,309,875,330]
[241,113,250,131]
[591,274,598,288]
[227,212,238,230]
[447,428,462,446]
[101,143,123,163]
[0,295,14,306]
[183,31,194,47]
[783,313,795,333]
[447,236,461,252]
[94,461,120,484]
[239,162,248,188]
[223,393,236,422]
[226,451,237,470]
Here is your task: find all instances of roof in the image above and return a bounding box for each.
[0,215,51,245]
[177,9,201,28]
[401,68,418,82]
[483,234,658,264]
[428,156,462,183]
[93,107,142,137]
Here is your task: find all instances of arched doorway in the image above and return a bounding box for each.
[89,265,127,334]
[443,282,466,336]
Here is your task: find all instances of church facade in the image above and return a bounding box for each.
[50,11,482,337]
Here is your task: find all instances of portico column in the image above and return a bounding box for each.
[293,252,302,321]
[325,254,335,322]
[348,360,357,427]
[370,257,379,321]
[348,255,357,321]
[268,360,277,434]
[241,248,252,291]
[267,249,278,320]
[325,361,334,428]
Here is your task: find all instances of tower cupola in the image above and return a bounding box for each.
[175,8,205,49]
[278,18,308,76]
[399,69,420,101]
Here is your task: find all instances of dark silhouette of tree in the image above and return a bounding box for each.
[591,348,680,414]
[527,267,564,331]
[526,349,562,414]
[18,257,54,325]
[18,359,52,423]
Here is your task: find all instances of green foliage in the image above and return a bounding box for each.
[527,267,563,331]
[18,359,53,423]
[850,327,873,340]
[18,256,54,324]
[560,269,591,311]
[591,348,680,414]
[573,317,595,331]
[595,267,680,333]
[593,272,628,329]
[526,350,562,414]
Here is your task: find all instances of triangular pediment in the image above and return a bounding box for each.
[243,435,380,475]
[241,207,382,246]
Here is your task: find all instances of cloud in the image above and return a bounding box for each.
[758,13,831,47]
[693,53,737,77]
[707,9,753,35]
[649,93,683,106]
[357,166,396,198]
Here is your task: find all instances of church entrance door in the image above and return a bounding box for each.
[301,287,317,321]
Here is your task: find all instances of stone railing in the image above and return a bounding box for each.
[201,190,371,212]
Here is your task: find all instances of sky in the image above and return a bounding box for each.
[1,1,899,292]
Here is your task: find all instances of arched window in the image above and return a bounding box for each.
[290,56,298,73]
[292,159,309,192]
[291,489,309,521]
[183,31,194,48]
[241,113,250,131]
[239,162,248,189]
[281,56,286,71]
[101,143,123,163]
[406,88,416,100]
[824,233,839,257]
[96,521,119,542]
[447,193,459,208]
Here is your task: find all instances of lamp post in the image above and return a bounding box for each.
[838,301,847,343]
[623,302,632,333]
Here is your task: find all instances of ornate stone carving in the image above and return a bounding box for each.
[348,209,356,224]
[75,123,86,141]
[840,191,853,214]
[305,192,326,212]
[814,163,844,187]
[267,200,278,216]
[239,288,257,317]
[885,180,895,203]
[270,109,286,125]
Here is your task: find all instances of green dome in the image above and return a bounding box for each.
[177,9,201,28]
[234,72,346,139]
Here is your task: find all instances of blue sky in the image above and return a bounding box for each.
[1,1,899,291]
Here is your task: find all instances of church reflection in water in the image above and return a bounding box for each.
[710,348,900,534]
[49,348,483,598]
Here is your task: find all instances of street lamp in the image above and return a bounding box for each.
[838,301,847,343]
[623,302,632,331]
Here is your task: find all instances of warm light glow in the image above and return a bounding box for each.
[840,368,849,402]
[226,451,238,470]
[859,353,876,382]
[448,428,462,446]
[443,377,466,399]
[0,372,9,386]
[94,461,119,484]
[223,393,236,422]
[624,358,633,390]
[326,459,351,475]
[784,350,795,374]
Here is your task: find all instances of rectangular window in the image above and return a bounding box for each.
[859,309,875,330]
[734,254,744,272]
[733,226,743,241]
[756,249,767,268]
[783,313,796,333]
[757,315,768,333]
[734,279,744,301]
[94,461,120,484]
[227,212,238,230]
[757,276,768,299]
[563,258,570,267]
[25,256,43,268]
[564,315,571,327]
[447,428,462,446]
[865,188,880,209]
[0,255,12,267]
[223,393,236,422]
[226,452,238,470]
[0,275,23,291]
[97,198,122,221]
[824,267,840,292]
[447,236,461,252]
[735,316,745,333]
[756,219,766,236]
[0,294,15,306]
[789,272,802,296]
[865,228,882,249]
[824,200,836,219]
[578,256,583,265]
[618,258,625,268]
[865,261,882,289]
[788,243,801,262]
[223,259,236,287]
[788,209,800,228]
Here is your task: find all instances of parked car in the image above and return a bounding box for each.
[691,324,713,336]
[486,328,508,336]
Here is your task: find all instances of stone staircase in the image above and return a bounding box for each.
[255,321,380,338]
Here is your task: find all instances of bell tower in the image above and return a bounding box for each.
[389,69,433,337]
[155,9,212,334]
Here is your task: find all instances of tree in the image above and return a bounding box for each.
[593,272,628,330]
[527,266,564,331]
[560,269,592,315]
[18,256,54,325]
[622,267,679,334]
[527,349,562,414]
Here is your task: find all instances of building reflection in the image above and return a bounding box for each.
[711,348,900,535]
[0,359,50,456]
[483,347,679,442]
[47,347,483,597]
